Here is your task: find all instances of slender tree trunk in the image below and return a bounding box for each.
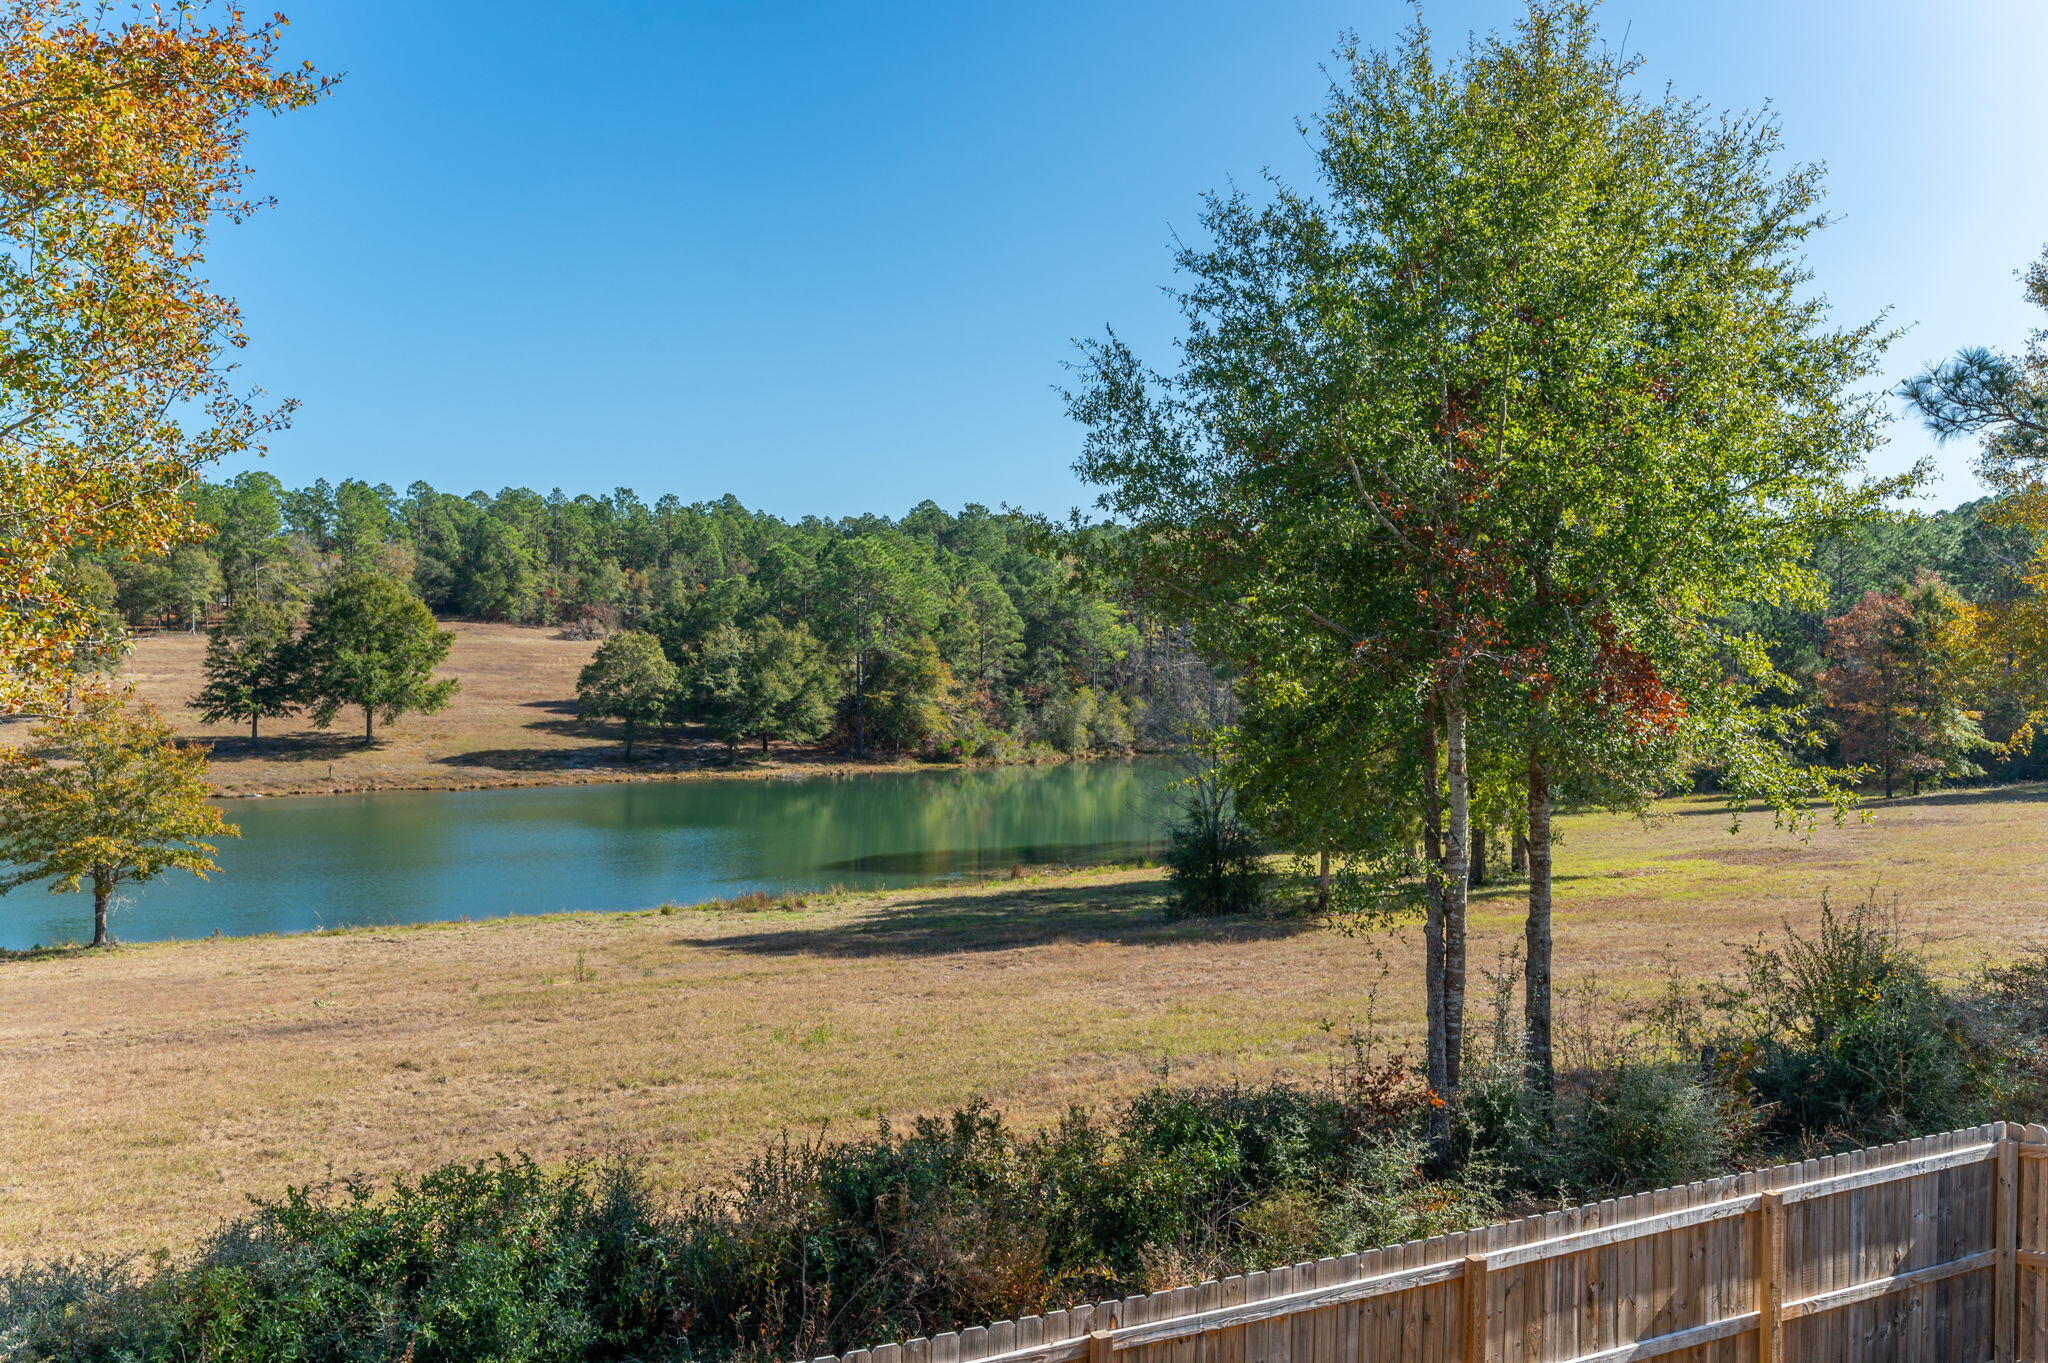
[853,648,868,754]
[91,872,112,948]
[1317,848,1331,912]
[1525,745,1554,1108]
[1441,687,1471,1105]
[1469,823,1488,888]
[250,715,260,744]
[363,707,375,742]
[1511,829,1528,875]
[1421,710,1447,1139]
[625,716,637,761]
[761,733,771,754]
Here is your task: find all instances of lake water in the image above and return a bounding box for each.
[0,759,1177,949]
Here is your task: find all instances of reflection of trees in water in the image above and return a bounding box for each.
[702,760,1173,885]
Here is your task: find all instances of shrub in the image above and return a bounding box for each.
[1712,900,1997,1144]
[1556,1060,1745,1195]
[1161,799,1269,917]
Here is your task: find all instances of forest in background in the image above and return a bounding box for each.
[51,468,2048,786]
[65,475,1224,760]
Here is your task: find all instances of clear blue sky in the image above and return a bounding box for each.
[214,0,2048,518]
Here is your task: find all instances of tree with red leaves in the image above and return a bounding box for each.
[1821,576,1988,798]
[1072,2,1898,1128]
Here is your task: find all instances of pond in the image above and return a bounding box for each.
[0,759,1179,949]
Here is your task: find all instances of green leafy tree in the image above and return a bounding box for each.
[577,629,679,760]
[688,618,837,753]
[165,544,223,631]
[296,573,458,742]
[818,535,941,753]
[864,635,961,754]
[0,691,238,947]
[196,598,301,743]
[1069,2,1896,1118]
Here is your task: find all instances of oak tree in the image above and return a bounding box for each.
[296,573,457,742]
[0,2,328,713]
[0,691,238,946]
[1071,2,1895,1119]
[577,629,679,760]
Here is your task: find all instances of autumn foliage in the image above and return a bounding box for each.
[0,1,328,712]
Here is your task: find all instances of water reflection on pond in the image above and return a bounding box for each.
[0,759,1175,949]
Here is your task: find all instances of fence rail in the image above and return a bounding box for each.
[796,1121,2048,1363]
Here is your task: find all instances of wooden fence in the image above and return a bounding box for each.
[794,1121,2048,1363]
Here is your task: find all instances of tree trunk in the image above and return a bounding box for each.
[250,714,260,745]
[1441,688,1471,1106]
[1421,710,1447,1141]
[761,733,771,754]
[1469,824,1488,888]
[1525,745,1555,1108]
[853,649,868,754]
[1317,848,1331,912]
[91,872,112,948]
[1511,829,1528,875]
[624,716,637,761]
[363,707,375,742]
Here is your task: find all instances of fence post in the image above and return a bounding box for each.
[1462,1253,1490,1363]
[1088,1331,1113,1363]
[1757,1189,1786,1363]
[1999,1127,2019,1363]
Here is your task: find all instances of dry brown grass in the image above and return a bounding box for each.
[5,785,2048,1262]
[101,621,951,796]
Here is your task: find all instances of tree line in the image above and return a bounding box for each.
[74,484,1217,759]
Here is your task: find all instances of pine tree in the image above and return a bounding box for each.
[196,598,299,743]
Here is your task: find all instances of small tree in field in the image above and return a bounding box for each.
[1822,576,1988,796]
[296,573,458,741]
[577,629,678,760]
[196,598,300,743]
[0,692,238,947]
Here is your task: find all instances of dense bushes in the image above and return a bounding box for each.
[11,900,2048,1363]
[0,1069,1489,1363]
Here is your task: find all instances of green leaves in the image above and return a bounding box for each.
[296,573,459,741]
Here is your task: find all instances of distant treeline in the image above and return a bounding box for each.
[72,475,1225,759]
[1728,493,2048,783]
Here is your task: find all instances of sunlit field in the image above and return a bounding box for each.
[5,784,2045,1261]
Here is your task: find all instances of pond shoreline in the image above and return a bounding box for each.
[206,748,1091,800]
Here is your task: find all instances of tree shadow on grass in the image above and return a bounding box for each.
[436,744,701,773]
[697,877,1321,959]
[198,731,369,763]
[1654,782,2048,817]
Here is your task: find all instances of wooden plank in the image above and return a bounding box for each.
[1104,1258,1466,1350]
[1777,1141,1998,1204]
[1757,1189,1785,1363]
[1552,1309,1761,1363]
[1088,1332,1113,1363]
[1779,1248,1996,1321]
[1461,1254,1487,1363]
[1485,1195,1760,1269]
[2001,1132,2020,1363]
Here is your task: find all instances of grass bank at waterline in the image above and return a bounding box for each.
[5,787,2048,1261]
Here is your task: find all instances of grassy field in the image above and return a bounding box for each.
[5,784,2048,1262]
[102,621,950,796]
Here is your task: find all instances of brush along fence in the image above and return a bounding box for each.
[794,1121,2048,1363]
